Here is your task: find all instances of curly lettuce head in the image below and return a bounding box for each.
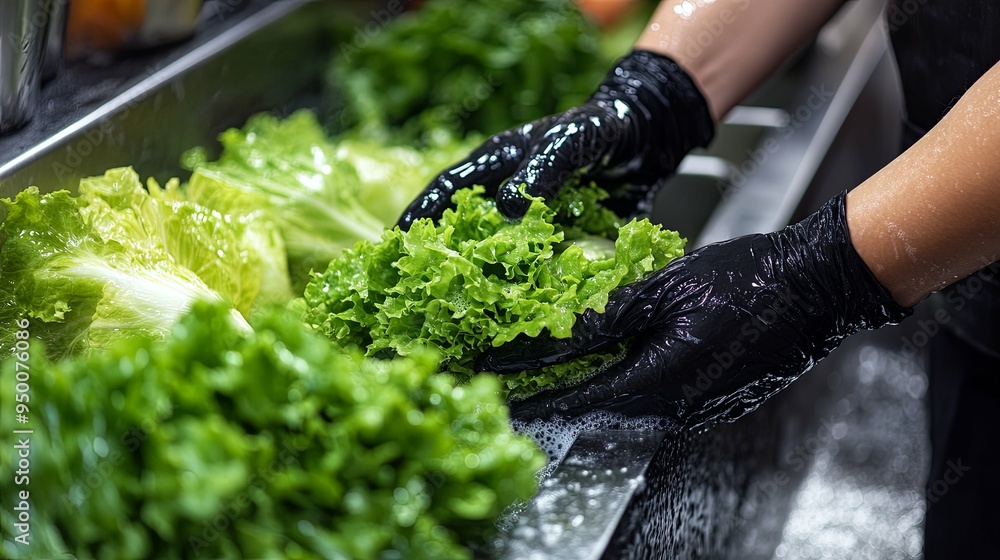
[304,183,685,399]
[0,302,543,559]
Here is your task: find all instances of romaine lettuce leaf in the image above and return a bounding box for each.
[0,167,291,357]
[303,184,685,398]
[182,110,478,289]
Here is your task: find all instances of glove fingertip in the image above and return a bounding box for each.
[495,181,531,219]
[396,184,454,229]
[395,210,421,232]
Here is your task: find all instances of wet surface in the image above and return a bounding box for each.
[766,311,929,560]
[618,310,929,559]
[660,311,929,558]
[497,307,931,559]
[492,431,667,560]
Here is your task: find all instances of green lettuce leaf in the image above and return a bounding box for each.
[182,110,477,289]
[303,184,685,398]
[0,167,290,357]
[327,0,606,141]
[0,302,544,559]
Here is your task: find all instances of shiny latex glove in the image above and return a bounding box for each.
[476,192,912,428]
[397,49,715,229]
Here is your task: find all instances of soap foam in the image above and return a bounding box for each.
[513,411,681,479]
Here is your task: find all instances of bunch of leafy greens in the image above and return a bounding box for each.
[0,302,544,560]
[304,184,685,400]
[327,0,606,141]
[0,167,290,359]
[182,110,477,289]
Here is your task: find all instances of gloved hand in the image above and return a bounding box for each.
[476,192,912,427]
[396,49,715,230]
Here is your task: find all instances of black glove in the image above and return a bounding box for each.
[476,192,912,428]
[396,49,715,230]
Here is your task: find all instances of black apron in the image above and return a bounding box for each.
[888,1,1000,556]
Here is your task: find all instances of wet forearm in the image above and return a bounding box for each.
[635,0,844,120]
[847,60,1000,307]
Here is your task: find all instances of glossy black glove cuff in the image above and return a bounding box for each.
[778,191,912,349]
[590,49,716,192]
[672,191,912,423]
[497,49,718,218]
[590,50,715,180]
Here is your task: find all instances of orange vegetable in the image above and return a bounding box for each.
[66,0,146,58]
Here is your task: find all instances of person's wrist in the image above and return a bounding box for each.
[589,49,715,177]
[780,192,912,338]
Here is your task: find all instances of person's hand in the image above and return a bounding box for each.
[396,50,715,230]
[476,192,912,428]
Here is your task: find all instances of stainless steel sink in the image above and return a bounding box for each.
[0,0,331,218]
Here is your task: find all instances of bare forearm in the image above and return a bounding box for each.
[635,0,844,120]
[847,61,1000,307]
